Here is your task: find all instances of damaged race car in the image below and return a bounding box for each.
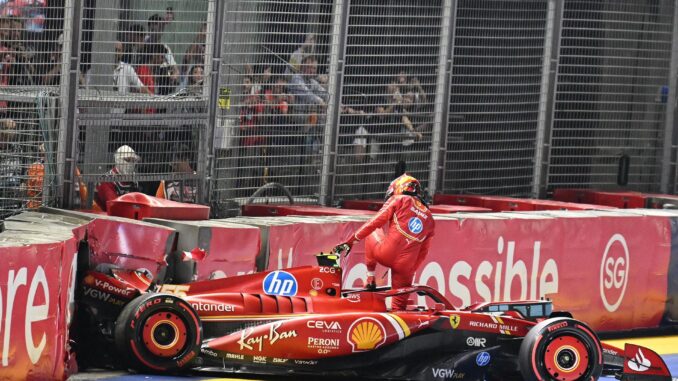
[74,246,673,381]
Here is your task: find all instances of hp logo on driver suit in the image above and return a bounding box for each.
[599,234,629,312]
[263,271,298,296]
[408,217,423,234]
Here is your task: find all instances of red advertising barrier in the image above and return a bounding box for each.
[85,218,176,282]
[242,204,375,217]
[552,188,597,204]
[263,213,670,331]
[433,194,487,207]
[590,191,646,209]
[265,219,363,271]
[553,188,648,209]
[342,199,491,213]
[144,219,261,280]
[434,193,612,212]
[107,192,210,221]
[0,241,77,381]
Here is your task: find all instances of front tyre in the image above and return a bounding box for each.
[114,293,201,372]
[519,317,603,381]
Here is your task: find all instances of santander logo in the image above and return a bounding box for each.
[600,234,629,312]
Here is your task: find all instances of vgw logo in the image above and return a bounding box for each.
[408,217,423,234]
[263,271,298,296]
[599,234,629,312]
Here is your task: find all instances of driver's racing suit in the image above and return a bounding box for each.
[351,194,435,310]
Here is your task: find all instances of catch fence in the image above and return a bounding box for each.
[0,0,677,218]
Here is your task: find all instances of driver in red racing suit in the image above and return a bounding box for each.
[337,174,435,310]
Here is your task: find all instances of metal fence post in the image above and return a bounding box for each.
[58,0,83,209]
[204,0,226,205]
[320,0,350,206]
[661,2,678,194]
[428,0,455,197]
[532,0,562,198]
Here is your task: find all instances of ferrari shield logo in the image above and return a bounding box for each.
[450,314,460,329]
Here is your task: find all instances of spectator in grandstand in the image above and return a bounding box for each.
[287,33,315,74]
[396,70,427,105]
[24,143,45,209]
[264,76,294,151]
[4,16,36,86]
[156,148,197,203]
[252,61,273,96]
[113,40,151,96]
[135,42,164,109]
[370,105,403,163]
[184,64,204,96]
[335,174,434,309]
[94,145,140,212]
[41,32,62,86]
[236,75,266,190]
[288,55,327,156]
[0,118,22,217]
[182,22,206,78]
[145,13,179,94]
[288,55,327,108]
[239,75,265,146]
[122,23,145,64]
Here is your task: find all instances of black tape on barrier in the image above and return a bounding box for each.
[666,218,678,322]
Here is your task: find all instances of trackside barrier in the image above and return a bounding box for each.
[240,209,678,332]
[434,193,615,211]
[552,188,678,209]
[143,218,261,282]
[341,199,491,213]
[0,209,180,380]
[0,212,88,380]
[241,204,375,217]
[5,207,678,378]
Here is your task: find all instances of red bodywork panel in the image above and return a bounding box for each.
[107,192,210,220]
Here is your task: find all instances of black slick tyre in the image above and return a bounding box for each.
[114,293,201,372]
[519,317,603,381]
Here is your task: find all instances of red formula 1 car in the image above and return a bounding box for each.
[74,249,673,381]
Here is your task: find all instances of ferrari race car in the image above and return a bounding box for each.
[74,249,674,381]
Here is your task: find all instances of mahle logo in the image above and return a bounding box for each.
[599,234,629,312]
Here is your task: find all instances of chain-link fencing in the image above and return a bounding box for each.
[2,0,678,219]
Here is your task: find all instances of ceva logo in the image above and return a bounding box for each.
[599,234,629,312]
[263,271,297,296]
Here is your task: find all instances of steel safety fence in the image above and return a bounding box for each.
[0,0,68,218]
[211,0,336,207]
[546,0,674,193]
[72,0,212,209]
[332,0,444,201]
[442,0,550,197]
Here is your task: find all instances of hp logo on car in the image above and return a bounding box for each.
[263,271,298,296]
[408,217,423,234]
[476,352,491,367]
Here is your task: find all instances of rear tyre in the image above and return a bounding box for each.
[114,293,201,372]
[519,317,603,381]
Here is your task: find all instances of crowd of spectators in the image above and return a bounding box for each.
[1,4,435,209]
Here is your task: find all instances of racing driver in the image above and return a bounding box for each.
[336,174,435,310]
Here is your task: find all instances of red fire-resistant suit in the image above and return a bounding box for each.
[351,194,435,309]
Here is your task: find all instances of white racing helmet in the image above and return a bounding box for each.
[114,145,140,175]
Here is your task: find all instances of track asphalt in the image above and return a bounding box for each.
[69,336,678,381]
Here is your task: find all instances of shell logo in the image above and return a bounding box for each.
[84,274,95,285]
[347,317,386,352]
